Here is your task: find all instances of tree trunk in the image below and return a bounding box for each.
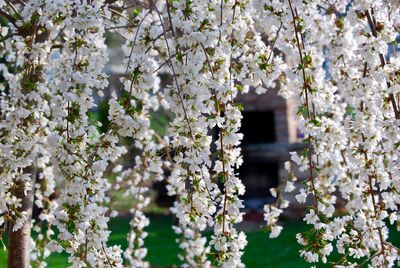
[8,168,35,268]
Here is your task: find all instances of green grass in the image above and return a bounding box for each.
[1,216,399,267]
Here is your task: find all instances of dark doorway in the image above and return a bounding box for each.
[239,110,279,210]
[239,160,279,199]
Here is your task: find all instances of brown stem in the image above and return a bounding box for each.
[220,130,228,234]
[287,0,318,205]
[101,242,114,268]
[153,3,215,211]
[360,99,387,267]
[8,167,35,268]
[0,8,19,30]
[365,10,400,120]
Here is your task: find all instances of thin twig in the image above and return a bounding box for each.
[101,242,114,268]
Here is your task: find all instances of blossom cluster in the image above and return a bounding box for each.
[1,0,400,267]
[260,0,400,267]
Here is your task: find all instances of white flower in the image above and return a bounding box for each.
[284,181,296,193]
[270,225,283,238]
[295,188,308,204]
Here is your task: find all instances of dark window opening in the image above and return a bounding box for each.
[241,111,275,145]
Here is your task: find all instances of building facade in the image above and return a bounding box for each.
[237,87,307,218]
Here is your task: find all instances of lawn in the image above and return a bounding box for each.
[0,215,399,267]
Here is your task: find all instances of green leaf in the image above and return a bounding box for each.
[132,8,140,17]
[236,102,244,111]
